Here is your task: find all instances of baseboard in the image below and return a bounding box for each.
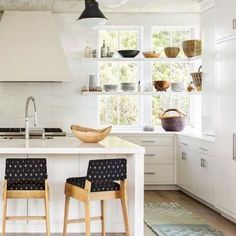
[180,188,219,212]
[144,184,180,190]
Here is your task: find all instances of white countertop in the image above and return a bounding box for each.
[0,136,145,155]
[111,129,215,142]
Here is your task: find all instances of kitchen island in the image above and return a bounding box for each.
[0,136,145,235]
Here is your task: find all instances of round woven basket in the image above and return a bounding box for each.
[191,66,202,91]
[160,109,187,132]
[182,40,202,58]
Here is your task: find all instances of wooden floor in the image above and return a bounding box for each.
[144,190,236,236]
[7,190,236,236]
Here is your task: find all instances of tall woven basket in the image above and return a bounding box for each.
[191,66,202,91]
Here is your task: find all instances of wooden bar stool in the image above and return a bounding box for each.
[63,158,130,236]
[2,158,50,236]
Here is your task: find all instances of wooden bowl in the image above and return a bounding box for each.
[164,47,180,58]
[71,125,112,143]
[182,40,202,58]
[153,80,170,92]
[143,51,161,58]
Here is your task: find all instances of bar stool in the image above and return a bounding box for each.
[2,158,50,236]
[63,158,130,236]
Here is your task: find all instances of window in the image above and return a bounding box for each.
[98,26,200,129]
[151,27,193,125]
[98,27,142,127]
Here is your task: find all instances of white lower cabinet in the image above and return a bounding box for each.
[177,136,215,205]
[116,134,174,185]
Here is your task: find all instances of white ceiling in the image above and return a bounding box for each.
[0,0,202,13]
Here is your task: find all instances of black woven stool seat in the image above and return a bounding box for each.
[66,177,120,192]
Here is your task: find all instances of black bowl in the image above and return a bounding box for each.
[118,50,140,58]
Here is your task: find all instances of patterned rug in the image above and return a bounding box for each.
[144,203,224,236]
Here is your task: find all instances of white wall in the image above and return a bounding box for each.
[0,12,200,132]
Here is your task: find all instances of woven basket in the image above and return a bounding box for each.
[191,66,202,91]
[182,40,202,58]
[164,47,180,58]
[160,109,187,132]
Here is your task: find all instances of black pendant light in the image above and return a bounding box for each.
[78,0,108,28]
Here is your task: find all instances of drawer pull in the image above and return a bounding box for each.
[145,154,156,157]
[182,152,187,160]
[233,134,236,161]
[144,172,156,175]
[142,140,156,143]
[199,147,208,151]
[201,158,207,168]
[181,142,188,146]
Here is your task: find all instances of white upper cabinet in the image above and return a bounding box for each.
[216,0,236,41]
[215,39,236,217]
[0,11,72,82]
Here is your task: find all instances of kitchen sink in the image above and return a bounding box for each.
[0,136,54,140]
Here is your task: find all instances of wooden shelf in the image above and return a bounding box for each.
[82,55,202,63]
[81,91,202,96]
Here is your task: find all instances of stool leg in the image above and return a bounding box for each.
[63,195,70,236]
[101,200,105,236]
[2,180,7,236]
[45,183,50,236]
[84,201,91,236]
[2,197,7,236]
[120,180,130,236]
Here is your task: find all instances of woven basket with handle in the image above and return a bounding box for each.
[160,109,187,132]
[191,66,202,91]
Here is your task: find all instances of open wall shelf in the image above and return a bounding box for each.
[81,91,201,96]
[82,55,202,63]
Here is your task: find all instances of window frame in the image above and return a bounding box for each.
[97,26,144,130]
[97,25,201,130]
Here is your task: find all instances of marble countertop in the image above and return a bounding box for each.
[0,136,145,155]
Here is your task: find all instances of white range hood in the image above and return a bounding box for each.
[0,11,72,82]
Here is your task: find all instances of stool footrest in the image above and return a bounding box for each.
[68,216,102,224]
[6,216,46,221]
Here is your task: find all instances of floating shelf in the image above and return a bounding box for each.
[82,55,202,63]
[81,91,201,96]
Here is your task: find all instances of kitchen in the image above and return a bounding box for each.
[0,0,235,236]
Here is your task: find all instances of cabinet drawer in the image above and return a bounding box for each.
[144,164,174,184]
[121,136,174,146]
[145,146,173,164]
[197,141,215,156]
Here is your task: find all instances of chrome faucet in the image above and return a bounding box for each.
[25,96,37,140]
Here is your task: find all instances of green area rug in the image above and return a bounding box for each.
[144,203,224,236]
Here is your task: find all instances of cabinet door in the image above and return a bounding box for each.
[177,147,197,193]
[195,153,215,204]
[216,0,236,40]
[215,40,236,216]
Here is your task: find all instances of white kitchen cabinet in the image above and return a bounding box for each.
[177,137,215,205]
[177,147,197,193]
[215,39,236,218]
[216,0,236,41]
[144,164,174,184]
[195,153,215,204]
[116,134,174,185]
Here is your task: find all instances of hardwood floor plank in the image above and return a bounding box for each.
[144,190,236,236]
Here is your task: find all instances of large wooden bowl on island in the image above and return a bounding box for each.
[71,125,112,143]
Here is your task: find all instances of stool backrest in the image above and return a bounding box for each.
[87,158,127,181]
[5,158,47,182]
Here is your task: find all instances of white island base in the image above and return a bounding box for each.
[0,137,145,235]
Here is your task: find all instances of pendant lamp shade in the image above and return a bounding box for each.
[78,0,107,29]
